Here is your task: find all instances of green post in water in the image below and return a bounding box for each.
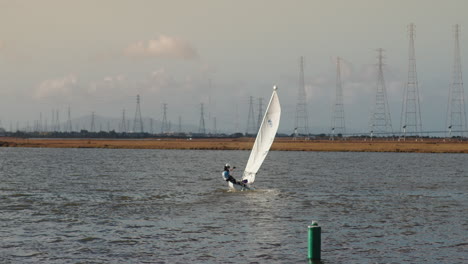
[308,221,321,260]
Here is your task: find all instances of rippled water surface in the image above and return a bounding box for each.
[0,148,467,263]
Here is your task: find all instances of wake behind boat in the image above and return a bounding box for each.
[228,85,281,191]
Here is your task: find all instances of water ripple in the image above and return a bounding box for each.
[0,149,466,263]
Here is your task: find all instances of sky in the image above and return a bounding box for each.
[1,0,468,134]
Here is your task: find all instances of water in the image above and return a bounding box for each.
[0,148,467,263]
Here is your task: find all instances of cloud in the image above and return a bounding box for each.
[87,74,131,98]
[124,35,198,60]
[148,69,176,92]
[35,74,126,101]
[32,70,209,115]
[35,74,78,99]
[87,71,184,98]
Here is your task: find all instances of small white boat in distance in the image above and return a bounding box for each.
[229,85,281,191]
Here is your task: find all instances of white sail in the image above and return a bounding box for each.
[242,86,281,184]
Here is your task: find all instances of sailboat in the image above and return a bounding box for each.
[229,85,281,190]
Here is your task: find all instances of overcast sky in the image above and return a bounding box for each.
[1,0,467,134]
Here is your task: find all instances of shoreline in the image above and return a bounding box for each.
[0,137,467,153]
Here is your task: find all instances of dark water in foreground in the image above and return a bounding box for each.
[0,148,467,263]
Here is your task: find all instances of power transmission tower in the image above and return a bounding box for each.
[161,103,168,134]
[446,24,467,138]
[39,112,43,132]
[133,94,144,133]
[246,96,256,135]
[120,109,127,133]
[401,23,423,137]
[66,106,72,132]
[295,56,310,137]
[213,117,217,135]
[331,56,346,139]
[208,78,213,134]
[257,97,263,130]
[55,109,60,132]
[90,112,95,132]
[198,103,206,134]
[178,115,182,133]
[51,109,55,132]
[370,49,392,136]
[235,103,240,133]
[150,118,154,134]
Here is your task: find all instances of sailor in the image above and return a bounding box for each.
[222,163,246,186]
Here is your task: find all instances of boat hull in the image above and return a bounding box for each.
[228,182,254,191]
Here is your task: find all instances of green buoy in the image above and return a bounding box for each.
[308,221,321,261]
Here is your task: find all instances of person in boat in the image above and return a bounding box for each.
[222,163,247,186]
